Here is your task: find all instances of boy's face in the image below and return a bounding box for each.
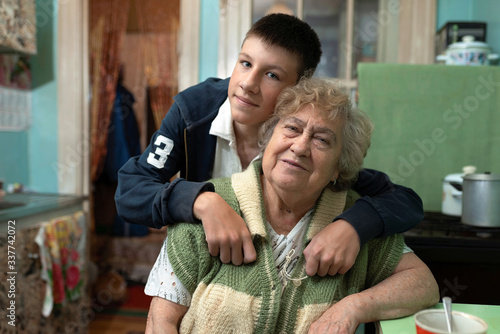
[228,36,300,127]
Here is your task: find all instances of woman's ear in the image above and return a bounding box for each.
[331,170,339,183]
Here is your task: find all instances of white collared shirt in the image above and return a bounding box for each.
[209,98,260,178]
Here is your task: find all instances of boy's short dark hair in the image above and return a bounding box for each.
[244,13,322,79]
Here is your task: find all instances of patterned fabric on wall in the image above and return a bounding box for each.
[35,211,86,317]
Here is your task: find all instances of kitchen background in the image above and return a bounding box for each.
[1,0,499,332]
[0,0,499,211]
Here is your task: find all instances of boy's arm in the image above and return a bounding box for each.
[193,191,257,265]
[303,169,423,276]
[115,95,256,265]
[115,102,214,229]
[338,168,424,245]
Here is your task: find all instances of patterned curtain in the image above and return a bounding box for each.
[134,0,179,129]
[89,0,131,182]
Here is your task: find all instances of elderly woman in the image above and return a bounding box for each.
[145,78,439,334]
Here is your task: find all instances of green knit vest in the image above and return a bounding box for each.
[167,161,404,333]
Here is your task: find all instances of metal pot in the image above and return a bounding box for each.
[461,173,500,227]
[436,35,499,66]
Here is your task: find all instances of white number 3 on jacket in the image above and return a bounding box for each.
[147,135,174,169]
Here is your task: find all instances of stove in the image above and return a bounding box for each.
[404,211,500,249]
[403,211,500,305]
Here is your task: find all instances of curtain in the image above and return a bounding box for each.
[89,0,131,183]
[134,0,180,129]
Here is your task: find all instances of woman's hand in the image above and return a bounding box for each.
[303,219,360,276]
[308,297,360,334]
[309,252,440,333]
[193,192,257,265]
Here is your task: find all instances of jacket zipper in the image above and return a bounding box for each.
[184,128,188,180]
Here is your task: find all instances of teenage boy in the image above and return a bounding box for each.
[115,13,423,276]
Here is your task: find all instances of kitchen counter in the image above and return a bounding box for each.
[0,192,90,333]
[0,192,86,230]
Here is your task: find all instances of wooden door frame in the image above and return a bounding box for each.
[179,0,201,91]
[58,0,89,196]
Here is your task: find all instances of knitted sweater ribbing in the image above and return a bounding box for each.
[167,161,404,333]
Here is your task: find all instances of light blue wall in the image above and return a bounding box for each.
[437,0,473,25]
[29,0,59,193]
[0,132,29,188]
[472,1,500,55]
[0,0,59,191]
[199,0,219,82]
[437,0,500,54]
[0,0,59,192]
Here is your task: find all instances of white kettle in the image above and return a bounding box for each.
[442,166,476,216]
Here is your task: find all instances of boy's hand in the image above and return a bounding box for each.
[303,219,360,276]
[193,192,257,265]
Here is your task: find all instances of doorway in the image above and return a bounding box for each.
[89,0,180,306]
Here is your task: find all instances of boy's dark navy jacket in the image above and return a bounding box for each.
[115,77,423,246]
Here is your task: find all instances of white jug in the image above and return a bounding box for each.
[441,166,476,216]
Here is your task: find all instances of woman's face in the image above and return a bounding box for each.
[228,36,299,127]
[262,105,342,197]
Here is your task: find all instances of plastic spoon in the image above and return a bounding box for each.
[443,296,453,332]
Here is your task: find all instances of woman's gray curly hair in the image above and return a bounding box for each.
[258,77,374,190]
